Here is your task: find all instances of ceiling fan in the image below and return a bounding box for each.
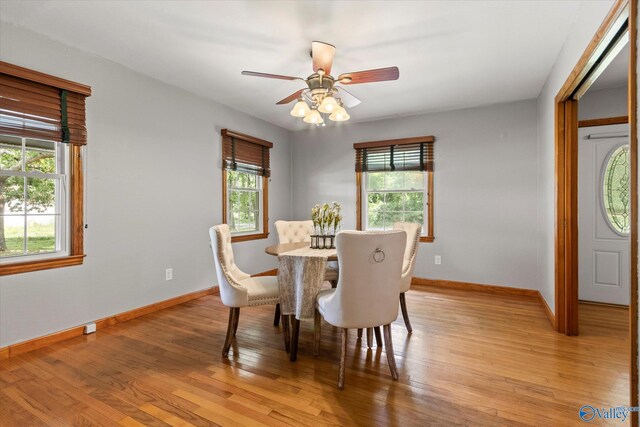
[241,41,399,125]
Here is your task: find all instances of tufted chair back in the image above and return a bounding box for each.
[393,222,421,293]
[209,224,251,307]
[320,231,406,328]
[275,220,314,244]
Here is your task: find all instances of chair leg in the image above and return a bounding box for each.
[274,303,281,327]
[314,308,321,356]
[366,328,373,349]
[222,307,237,357]
[338,328,348,390]
[400,292,413,333]
[374,326,383,347]
[282,314,290,353]
[232,307,240,337]
[383,324,399,380]
[357,328,363,339]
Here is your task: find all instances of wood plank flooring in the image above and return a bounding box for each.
[0,286,629,426]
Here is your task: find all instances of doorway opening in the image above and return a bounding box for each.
[554,0,637,419]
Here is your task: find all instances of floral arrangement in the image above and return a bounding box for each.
[311,202,342,236]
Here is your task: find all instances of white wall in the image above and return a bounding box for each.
[536,2,616,314]
[579,85,628,119]
[0,23,292,347]
[291,100,539,289]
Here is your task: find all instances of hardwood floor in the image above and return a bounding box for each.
[0,286,629,426]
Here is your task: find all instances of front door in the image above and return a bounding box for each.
[578,123,630,306]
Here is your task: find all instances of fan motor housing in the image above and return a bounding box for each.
[306,73,334,92]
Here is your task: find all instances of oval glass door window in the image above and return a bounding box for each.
[602,144,630,235]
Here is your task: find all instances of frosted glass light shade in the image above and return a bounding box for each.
[318,96,339,113]
[303,109,324,124]
[290,99,310,117]
[329,106,350,122]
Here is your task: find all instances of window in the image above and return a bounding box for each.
[602,144,630,235]
[355,136,435,242]
[0,136,67,259]
[226,170,263,234]
[0,61,91,275]
[221,129,272,242]
[364,171,426,230]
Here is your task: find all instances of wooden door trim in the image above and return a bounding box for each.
[628,0,638,417]
[555,0,631,331]
[554,0,637,421]
[578,115,629,127]
[555,1,630,102]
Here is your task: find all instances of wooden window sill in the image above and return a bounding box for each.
[0,254,85,276]
[420,236,435,243]
[231,232,269,243]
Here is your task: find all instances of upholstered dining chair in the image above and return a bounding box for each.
[357,221,421,345]
[393,221,421,333]
[314,230,406,389]
[275,220,314,244]
[209,224,284,357]
[274,220,339,283]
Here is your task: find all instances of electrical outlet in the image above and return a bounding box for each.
[434,255,441,265]
[165,268,173,281]
[83,323,96,334]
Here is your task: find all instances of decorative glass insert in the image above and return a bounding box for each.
[602,145,630,235]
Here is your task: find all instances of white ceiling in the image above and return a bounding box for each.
[0,1,613,130]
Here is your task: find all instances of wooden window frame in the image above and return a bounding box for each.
[0,63,89,276]
[354,136,435,242]
[553,0,637,420]
[222,172,269,243]
[220,129,271,243]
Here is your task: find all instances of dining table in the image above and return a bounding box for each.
[264,242,338,261]
[265,242,337,362]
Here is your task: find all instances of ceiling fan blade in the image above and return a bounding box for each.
[337,67,399,85]
[276,88,307,105]
[334,86,361,108]
[241,71,303,81]
[312,41,336,75]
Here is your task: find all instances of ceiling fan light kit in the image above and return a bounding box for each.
[242,41,399,127]
[290,98,310,117]
[303,109,324,124]
[318,95,339,113]
[329,105,350,122]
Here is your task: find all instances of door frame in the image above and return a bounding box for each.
[554,0,637,418]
